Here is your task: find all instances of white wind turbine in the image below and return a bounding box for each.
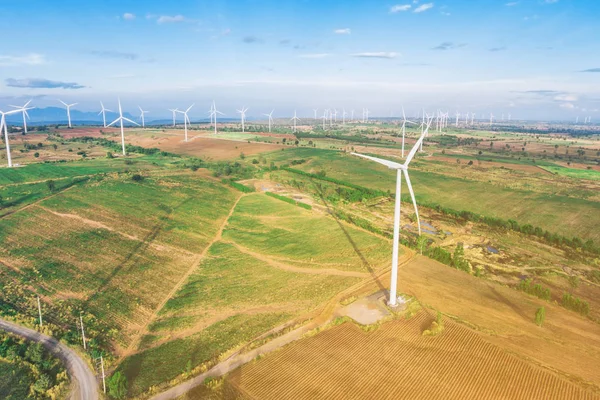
[365,108,370,122]
[471,112,475,125]
[262,110,274,132]
[98,102,112,128]
[1,108,26,167]
[351,117,433,307]
[313,109,318,120]
[464,112,469,125]
[9,100,33,133]
[107,98,139,155]
[333,109,338,123]
[490,113,494,126]
[351,109,355,122]
[291,110,300,132]
[455,112,460,127]
[401,106,416,157]
[138,106,148,128]
[59,100,77,128]
[176,104,194,142]
[210,101,225,134]
[321,110,328,130]
[342,108,347,125]
[237,106,248,132]
[168,108,179,127]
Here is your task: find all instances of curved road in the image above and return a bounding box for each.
[0,318,98,400]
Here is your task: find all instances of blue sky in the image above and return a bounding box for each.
[1,0,599,120]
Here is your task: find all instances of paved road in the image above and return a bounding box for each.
[0,318,98,400]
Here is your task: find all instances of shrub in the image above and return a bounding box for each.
[46,180,56,192]
[265,191,312,210]
[423,311,444,336]
[34,152,40,158]
[535,307,546,327]
[517,279,551,301]
[131,174,144,182]
[561,293,590,316]
[108,371,128,399]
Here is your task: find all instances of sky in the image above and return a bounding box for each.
[1,0,599,121]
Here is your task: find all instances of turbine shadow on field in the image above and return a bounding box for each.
[314,184,387,296]
[83,197,193,311]
[486,283,528,321]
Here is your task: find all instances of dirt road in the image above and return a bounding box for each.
[0,318,98,400]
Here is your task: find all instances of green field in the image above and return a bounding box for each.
[118,193,390,397]
[0,360,35,400]
[540,165,600,181]
[262,147,600,242]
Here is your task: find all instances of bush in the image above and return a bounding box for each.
[561,293,590,316]
[535,307,546,327]
[265,192,312,210]
[131,174,144,182]
[46,180,56,192]
[423,311,444,336]
[221,179,254,193]
[108,371,128,399]
[34,152,40,158]
[517,279,551,301]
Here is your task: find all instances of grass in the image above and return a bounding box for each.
[0,360,34,400]
[223,194,391,271]
[540,165,600,181]
[266,148,600,242]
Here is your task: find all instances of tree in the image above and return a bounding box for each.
[108,371,128,399]
[46,180,56,192]
[0,194,3,207]
[535,307,546,327]
[34,152,40,158]
[416,235,428,255]
[52,144,58,150]
[106,151,114,159]
[33,373,53,393]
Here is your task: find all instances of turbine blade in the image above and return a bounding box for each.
[403,169,421,236]
[59,99,67,106]
[404,119,432,165]
[122,117,140,126]
[106,118,120,127]
[187,103,195,113]
[350,153,403,170]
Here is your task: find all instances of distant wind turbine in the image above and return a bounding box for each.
[9,100,33,133]
[168,108,179,127]
[107,98,139,155]
[210,101,225,134]
[455,112,460,127]
[263,110,274,133]
[401,106,416,158]
[176,104,194,142]
[291,110,300,132]
[138,106,148,128]
[313,109,318,120]
[321,111,328,130]
[490,113,494,126]
[236,106,248,133]
[98,102,112,128]
[342,108,347,125]
[59,100,77,128]
[1,108,25,167]
[351,116,433,307]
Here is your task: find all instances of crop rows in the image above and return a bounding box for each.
[232,312,598,399]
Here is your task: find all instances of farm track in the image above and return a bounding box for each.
[0,318,98,400]
[0,184,77,220]
[224,241,371,278]
[148,247,415,400]
[122,192,247,358]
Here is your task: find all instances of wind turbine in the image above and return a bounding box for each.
[401,106,416,157]
[262,110,274,132]
[333,109,338,123]
[1,108,25,167]
[236,106,248,132]
[98,102,112,128]
[313,108,318,120]
[138,106,148,128]
[107,99,139,155]
[351,109,355,122]
[471,113,475,125]
[490,113,494,126]
[176,104,194,142]
[210,101,225,134]
[168,108,179,127]
[321,111,328,130]
[464,112,469,125]
[351,117,433,307]
[342,108,347,125]
[291,110,300,132]
[365,108,370,122]
[455,112,460,127]
[59,100,77,128]
[9,100,33,133]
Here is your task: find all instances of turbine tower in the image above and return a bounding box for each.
[263,110,274,133]
[98,102,112,128]
[9,100,33,133]
[321,110,328,130]
[401,106,416,157]
[351,117,433,307]
[490,113,494,126]
[236,106,248,133]
[1,108,25,167]
[291,110,300,132]
[342,108,347,125]
[138,106,148,128]
[59,100,77,128]
[313,109,318,120]
[107,99,139,155]
[176,104,194,142]
[455,112,460,127]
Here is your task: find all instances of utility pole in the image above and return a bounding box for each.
[37,296,43,327]
[100,355,106,394]
[80,314,86,350]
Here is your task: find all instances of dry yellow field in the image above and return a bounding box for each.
[229,310,598,399]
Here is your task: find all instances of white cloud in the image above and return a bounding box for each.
[414,3,434,13]
[505,2,518,6]
[334,28,351,35]
[554,94,577,102]
[390,4,411,13]
[298,53,330,59]
[544,0,559,3]
[0,53,46,67]
[123,13,135,20]
[559,103,575,109]
[351,52,399,59]
[157,15,185,24]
